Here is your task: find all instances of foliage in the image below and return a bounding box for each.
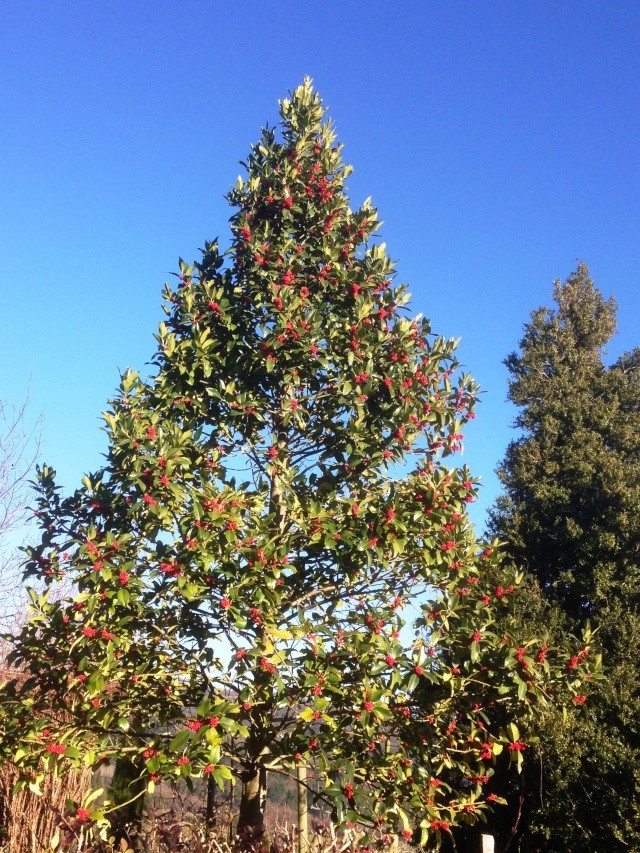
[0,82,595,848]
[487,263,640,850]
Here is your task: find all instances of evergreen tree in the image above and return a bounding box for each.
[1,83,593,849]
[488,263,640,850]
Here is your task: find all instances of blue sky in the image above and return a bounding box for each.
[1,1,638,531]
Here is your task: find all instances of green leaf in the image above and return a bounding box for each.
[212,765,234,786]
[507,722,520,742]
[170,730,191,752]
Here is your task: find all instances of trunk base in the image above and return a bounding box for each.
[237,764,267,834]
[108,756,146,850]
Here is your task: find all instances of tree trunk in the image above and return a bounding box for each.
[235,410,281,837]
[108,755,147,849]
[206,773,217,828]
[237,763,267,832]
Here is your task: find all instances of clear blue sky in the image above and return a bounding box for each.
[1,1,638,530]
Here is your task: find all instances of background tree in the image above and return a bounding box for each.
[1,83,594,850]
[0,397,40,639]
[487,263,640,850]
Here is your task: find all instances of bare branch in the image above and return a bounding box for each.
[0,394,42,636]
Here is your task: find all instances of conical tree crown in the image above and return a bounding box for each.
[505,263,616,425]
[148,78,475,482]
[92,78,481,625]
[492,263,637,616]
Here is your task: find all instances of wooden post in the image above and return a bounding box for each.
[297,763,309,853]
[228,774,236,842]
[481,834,495,852]
[206,774,217,828]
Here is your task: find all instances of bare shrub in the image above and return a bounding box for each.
[0,763,91,853]
[0,396,41,636]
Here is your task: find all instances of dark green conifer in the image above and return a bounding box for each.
[488,263,640,850]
